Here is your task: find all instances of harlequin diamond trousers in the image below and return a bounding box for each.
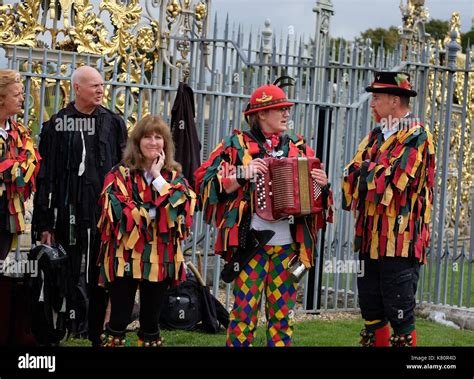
[226,243,298,347]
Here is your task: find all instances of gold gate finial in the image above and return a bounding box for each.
[444,12,462,46]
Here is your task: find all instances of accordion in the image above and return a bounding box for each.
[254,157,323,221]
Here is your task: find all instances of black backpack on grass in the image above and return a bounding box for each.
[160,275,202,331]
[159,274,229,333]
[28,244,69,346]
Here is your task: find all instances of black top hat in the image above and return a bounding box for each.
[365,71,417,97]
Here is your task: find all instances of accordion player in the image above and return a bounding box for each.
[254,157,323,221]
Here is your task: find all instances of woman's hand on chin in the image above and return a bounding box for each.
[150,150,166,178]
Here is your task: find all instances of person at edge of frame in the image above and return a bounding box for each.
[0,69,41,347]
[342,71,435,347]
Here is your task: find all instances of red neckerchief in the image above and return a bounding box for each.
[261,130,282,150]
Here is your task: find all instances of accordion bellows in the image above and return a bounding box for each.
[255,157,323,221]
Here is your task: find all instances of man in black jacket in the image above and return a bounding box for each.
[33,65,128,346]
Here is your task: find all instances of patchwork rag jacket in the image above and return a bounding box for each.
[194,129,333,268]
[342,116,435,262]
[97,165,196,285]
[0,119,40,249]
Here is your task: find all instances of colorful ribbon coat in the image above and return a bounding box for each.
[194,129,333,268]
[0,119,40,248]
[342,118,435,262]
[97,165,196,285]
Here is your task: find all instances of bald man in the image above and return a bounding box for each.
[33,65,128,346]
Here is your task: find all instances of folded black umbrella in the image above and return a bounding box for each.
[221,229,275,283]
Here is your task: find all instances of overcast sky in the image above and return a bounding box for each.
[1,0,471,64]
[212,0,473,41]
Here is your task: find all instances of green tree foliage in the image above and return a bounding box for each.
[461,30,474,53]
[425,19,450,41]
[357,19,468,52]
[358,27,400,51]
[330,37,349,61]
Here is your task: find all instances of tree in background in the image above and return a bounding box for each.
[331,37,349,60]
[357,19,471,53]
[425,19,450,42]
[357,27,400,51]
[461,30,474,53]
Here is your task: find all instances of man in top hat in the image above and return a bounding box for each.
[194,80,333,347]
[342,71,435,347]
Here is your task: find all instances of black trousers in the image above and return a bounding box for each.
[87,230,109,345]
[357,256,420,334]
[0,276,37,346]
[108,276,169,335]
[0,229,12,260]
[0,230,36,346]
[56,227,108,345]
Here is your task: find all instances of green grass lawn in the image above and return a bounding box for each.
[62,317,474,347]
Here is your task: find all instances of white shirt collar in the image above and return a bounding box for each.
[143,171,154,185]
[382,126,398,141]
[382,112,411,140]
[0,120,11,140]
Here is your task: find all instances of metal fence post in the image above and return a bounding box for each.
[433,32,461,304]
